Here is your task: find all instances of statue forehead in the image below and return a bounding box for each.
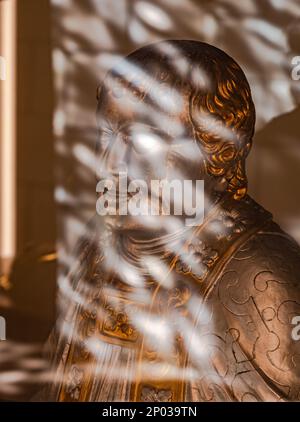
[97,60,192,130]
[97,41,224,124]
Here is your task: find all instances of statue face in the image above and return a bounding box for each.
[97,66,206,183]
[96,41,255,236]
[96,63,209,236]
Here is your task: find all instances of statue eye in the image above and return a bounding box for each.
[99,126,129,151]
[131,130,165,155]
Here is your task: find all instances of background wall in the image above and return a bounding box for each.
[0,0,56,401]
[0,0,300,401]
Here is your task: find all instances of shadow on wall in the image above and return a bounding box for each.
[248,105,300,243]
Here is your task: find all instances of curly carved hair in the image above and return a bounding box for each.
[185,42,256,199]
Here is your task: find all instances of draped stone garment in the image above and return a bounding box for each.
[40,195,300,402]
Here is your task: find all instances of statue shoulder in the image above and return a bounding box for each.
[223,225,300,300]
[217,226,300,400]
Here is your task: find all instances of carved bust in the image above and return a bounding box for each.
[45,41,300,402]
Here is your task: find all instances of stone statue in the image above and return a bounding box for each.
[44,41,300,402]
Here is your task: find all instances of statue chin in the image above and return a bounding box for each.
[38,40,300,403]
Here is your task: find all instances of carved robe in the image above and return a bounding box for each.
[43,195,300,402]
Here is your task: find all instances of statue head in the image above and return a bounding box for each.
[96,40,255,234]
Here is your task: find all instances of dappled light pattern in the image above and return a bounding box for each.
[50,0,300,245]
[2,0,299,402]
[0,341,50,400]
[40,32,300,402]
